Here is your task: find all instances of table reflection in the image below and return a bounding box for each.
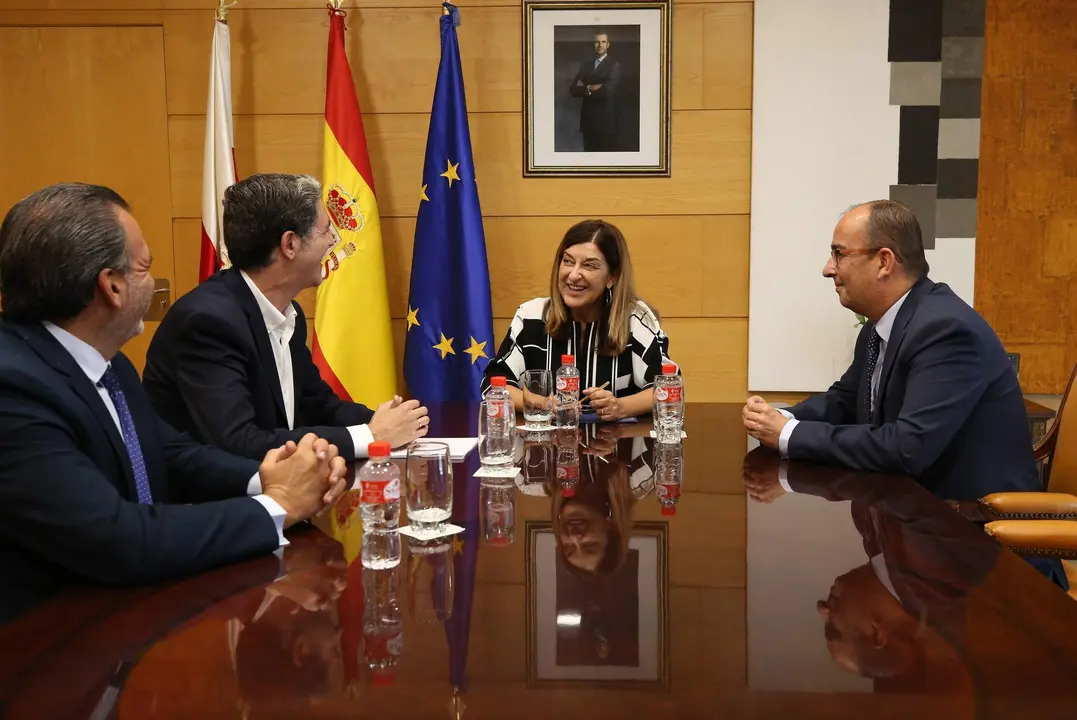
[7,404,1077,718]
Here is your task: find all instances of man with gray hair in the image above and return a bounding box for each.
[143,173,429,462]
[0,182,349,623]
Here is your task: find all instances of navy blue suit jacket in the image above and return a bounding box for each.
[0,320,278,625]
[786,278,1039,500]
[142,269,374,460]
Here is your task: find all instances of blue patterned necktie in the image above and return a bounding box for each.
[98,366,153,504]
[864,329,881,422]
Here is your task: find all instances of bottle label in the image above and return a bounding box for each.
[657,482,681,500]
[556,376,580,393]
[556,465,580,481]
[361,476,400,504]
[655,386,682,403]
[487,400,508,419]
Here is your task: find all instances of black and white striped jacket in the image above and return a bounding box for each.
[480,297,675,402]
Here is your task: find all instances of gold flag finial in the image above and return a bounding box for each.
[216,0,238,23]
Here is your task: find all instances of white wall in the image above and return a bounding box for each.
[749,0,976,392]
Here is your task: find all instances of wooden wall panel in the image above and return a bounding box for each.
[163,7,521,116]
[978,0,1077,393]
[168,110,752,219]
[164,3,752,115]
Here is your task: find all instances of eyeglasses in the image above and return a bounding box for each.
[829,247,904,266]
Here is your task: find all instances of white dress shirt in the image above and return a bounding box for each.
[43,322,287,547]
[239,271,375,458]
[777,290,913,458]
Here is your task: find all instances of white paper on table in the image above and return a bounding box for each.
[389,438,478,461]
[474,465,521,479]
[399,523,465,540]
[649,430,687,439]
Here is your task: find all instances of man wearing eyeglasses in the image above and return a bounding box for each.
[741,200,1040,504]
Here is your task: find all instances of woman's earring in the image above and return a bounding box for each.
[605,286,613,307]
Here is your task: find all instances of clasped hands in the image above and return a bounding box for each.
[259,433,349,528]
[741,395,789,451]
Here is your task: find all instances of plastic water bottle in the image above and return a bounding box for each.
[555,354,580,429]
[653,362,684,444]
[483,376,515,466]
[359,441,401,569]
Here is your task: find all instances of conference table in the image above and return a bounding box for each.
[2,403,1077,719]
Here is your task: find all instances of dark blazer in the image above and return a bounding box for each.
[142,268,374,461]
[568,55,621,145]
[786,277,1038,500]
[0,320,277,625]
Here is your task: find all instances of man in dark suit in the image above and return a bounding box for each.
[0,183,349,624]
[742,200,1039,501]
[143,173,429,462]
[568,30,621,152]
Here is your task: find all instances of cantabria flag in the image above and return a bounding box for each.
[313,4,397,405]
[199,14,237,282]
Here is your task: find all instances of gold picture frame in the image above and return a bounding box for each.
[522,0,672,177]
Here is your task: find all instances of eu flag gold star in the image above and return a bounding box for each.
[420,184,430,203]
[464,336,488,365]
[453,534,465,555]
[406,306,420,332]
[441,159,461,188]
[433,332,455,359]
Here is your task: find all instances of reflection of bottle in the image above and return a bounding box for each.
[481,483,516,546]
[654,441,683,516]
[362,564,402,687]
[554,426,580,497]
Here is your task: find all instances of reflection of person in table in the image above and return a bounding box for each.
[568,29,622,152]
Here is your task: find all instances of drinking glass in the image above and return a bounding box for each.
[478,400,515,468]
[405,442,453,535]
[521,369,554,429]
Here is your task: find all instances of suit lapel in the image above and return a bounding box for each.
[13,323,135,492]
[222,269,289,425]
[876,278,933,419]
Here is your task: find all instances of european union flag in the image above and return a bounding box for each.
[404,3,494,403]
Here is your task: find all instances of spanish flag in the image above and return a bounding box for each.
[313,5,397,405]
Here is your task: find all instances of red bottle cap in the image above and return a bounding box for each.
[562,487,576,498]
[490,376,507,387]
[662,363,678,375]
[368,441,392,457]
[661,506,676,517]
[562,354,575,364]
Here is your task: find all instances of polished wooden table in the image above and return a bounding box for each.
[3,403,1077,719]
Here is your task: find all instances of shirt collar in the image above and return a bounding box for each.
[874,288,912,344]
[595,54,607,63]
[239,270,296,335]
[42,321,110,385]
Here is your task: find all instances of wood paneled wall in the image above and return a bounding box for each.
[978,0,1077,394]
[0,0,753,401]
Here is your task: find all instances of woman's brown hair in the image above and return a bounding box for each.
[545,219,642,356]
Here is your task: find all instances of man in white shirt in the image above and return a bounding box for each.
[143,173,429,462]
[741,200,1041,502]
[0,182,348,623]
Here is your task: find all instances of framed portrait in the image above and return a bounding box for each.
[525,521,669,690]
[522,0,672,177]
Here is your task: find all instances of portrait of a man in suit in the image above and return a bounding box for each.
[554,25,641,153]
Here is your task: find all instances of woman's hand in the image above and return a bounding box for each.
[584,386,624,422]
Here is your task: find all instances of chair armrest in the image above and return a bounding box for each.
[980,492,1077,520]
[984,520,1077,559]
